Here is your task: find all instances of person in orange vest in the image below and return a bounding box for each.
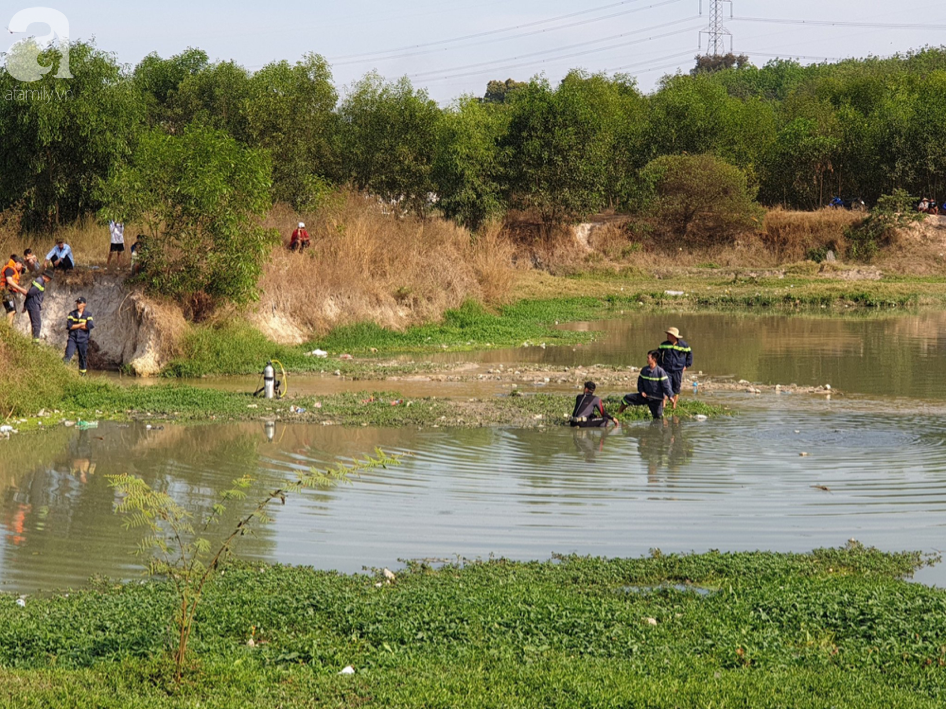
[2,255,28,327]
[63,297,94,375]
[289,222,310,252]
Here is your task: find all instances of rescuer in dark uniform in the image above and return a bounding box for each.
[569,381,619,428]
[63,297,94,375]
[657,326,693,411]
[618,350,675,420]
[23,271,52,342]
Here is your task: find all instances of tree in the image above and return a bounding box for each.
[691,53,750,76]
[109,450,399,681]
[637,154,763,245]
[169,60,252,141]
[133,48,210,129]
[98,125,276,311]
[339,74,442,215]
[433,97,508,229]
[483,78,527,104]
[0,40,143,228]
[245,54,339,208]
[501,77,610,234]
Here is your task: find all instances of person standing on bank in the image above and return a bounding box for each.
[63,297,94,375]
[3,256,28,326]
[619,350,675,420]
[658,326,692,411]
[570,381,619,428]
[24,271,52,342]
[45,238,75,270]
[107,220,125,268]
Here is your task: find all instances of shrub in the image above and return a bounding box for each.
[635,154,764,246]
[845,188,924,261]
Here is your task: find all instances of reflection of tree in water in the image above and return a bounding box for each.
[621,417,694,483]
[0,423,279,589]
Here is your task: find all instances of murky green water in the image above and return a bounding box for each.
[3,396,945,593]
[6,312,946,593]
[428,311,946,401]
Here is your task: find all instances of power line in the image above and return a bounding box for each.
[409,17,699,80]
[414,24,702,82]
[733,17,946,31]
[330,0,653,62]
[333,0,687,67]
[744,52,842,62]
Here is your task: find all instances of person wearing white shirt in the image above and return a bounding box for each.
[45,239,74,270]
[107,220,125,268]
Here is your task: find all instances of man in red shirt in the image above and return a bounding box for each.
[289,222,310,252]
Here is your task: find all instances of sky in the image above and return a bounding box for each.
[4,0,946,103]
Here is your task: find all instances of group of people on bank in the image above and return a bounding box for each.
[570,327,693,428]
[4,254,95,374]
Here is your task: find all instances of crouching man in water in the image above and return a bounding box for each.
[619,350,675,420]
[570,381,619,428]
[63,297,94,375]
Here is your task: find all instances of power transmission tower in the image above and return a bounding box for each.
[700,0,733,56]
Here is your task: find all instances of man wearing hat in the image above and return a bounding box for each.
[658,326,693,411]
[289,221,310,252]
[63,297,94,375]
[23,271,53,342]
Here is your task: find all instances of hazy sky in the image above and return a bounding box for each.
[4,1,946,102]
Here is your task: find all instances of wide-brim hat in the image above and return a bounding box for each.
[666,327,681,338]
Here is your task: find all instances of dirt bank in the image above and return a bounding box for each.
[10,271,184,376]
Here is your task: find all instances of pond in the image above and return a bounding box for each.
[2,396,945,593]
[427,310,946,401]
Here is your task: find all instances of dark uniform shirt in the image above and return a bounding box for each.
[66,308,94,342]
[658,339,693,372]
[571,393,613,422]
[25,279,47,307]
[638,365,674,399]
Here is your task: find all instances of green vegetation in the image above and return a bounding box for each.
[99,124,277,309]
[109,450,398,680]
[8,42,946,261]
[845,188,927,260]
[0,546,943,707]
[635,153,764,244]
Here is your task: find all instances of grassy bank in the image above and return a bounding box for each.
[1,546,943,707]
[167,268,946,377]
[7,381,726,428]
[3,324,723,422]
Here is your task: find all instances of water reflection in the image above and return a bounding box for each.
[423,311,946,401]
[2,407,946,593]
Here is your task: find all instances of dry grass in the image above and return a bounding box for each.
[0,210,148,269]
[253,193,515,339]
[761,208,861,261]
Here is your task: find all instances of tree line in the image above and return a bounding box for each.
[3,41,946,301]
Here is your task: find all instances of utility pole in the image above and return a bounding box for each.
[700,0,733,56]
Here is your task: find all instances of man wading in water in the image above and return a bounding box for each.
[570,381,619,428]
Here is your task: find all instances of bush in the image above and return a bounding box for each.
[635,154,764,246]
[845,188,924,261]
